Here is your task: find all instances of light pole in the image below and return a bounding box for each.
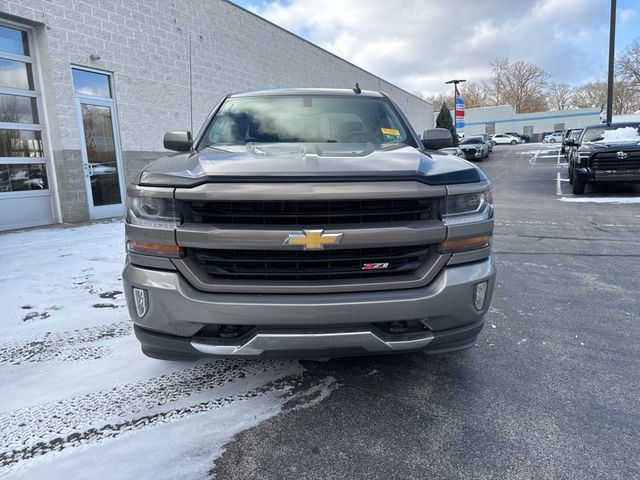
[445,79,466,138]
[605,0,616,126]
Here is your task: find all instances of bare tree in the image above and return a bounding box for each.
[413,50,640,113]
[572,81,607,110]
[612,81,640,114]
[489,57,509,105]
[491,58,550,113]
[422,92,454,111]
[617,38,640,86]
[547,82,573,110]
[572,80,640,114]
[463,80,493,108]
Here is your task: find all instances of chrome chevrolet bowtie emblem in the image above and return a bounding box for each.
[617,151,628,159]
[283,229,344,250]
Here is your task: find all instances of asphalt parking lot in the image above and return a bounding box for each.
[214,143,640,479]
[1,143,639,479]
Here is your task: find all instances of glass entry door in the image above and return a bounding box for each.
[76,97,125,219]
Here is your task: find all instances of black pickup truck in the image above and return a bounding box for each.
[566,122,640,194]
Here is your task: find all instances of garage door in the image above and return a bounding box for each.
[0,22,56,231]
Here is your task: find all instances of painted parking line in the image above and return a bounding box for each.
[559,196,640,204]
[556,148,568,167]
[556,171,569,196]
[524,145,562,166]
[556,171,640,203]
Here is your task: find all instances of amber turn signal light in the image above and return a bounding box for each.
[437,235,491,254]
[128,240,184,257]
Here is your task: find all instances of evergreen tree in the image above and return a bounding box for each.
[435,102,457,145]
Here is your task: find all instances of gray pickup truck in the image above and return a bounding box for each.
[123,88,496,360]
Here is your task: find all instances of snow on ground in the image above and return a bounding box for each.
[0,221,328,479]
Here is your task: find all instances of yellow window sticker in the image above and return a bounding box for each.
[381,128,400,136]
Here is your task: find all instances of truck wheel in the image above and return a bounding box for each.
[571,169,585,194]
[510,140,517,145]
[568,164,573,184]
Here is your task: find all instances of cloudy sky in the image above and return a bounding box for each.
[231,0,639,96]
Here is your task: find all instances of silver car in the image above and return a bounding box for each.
[459,136,489,161]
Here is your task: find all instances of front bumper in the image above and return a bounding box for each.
[576,167,640,183]
[462,150,482,160]
[123,257,496,358]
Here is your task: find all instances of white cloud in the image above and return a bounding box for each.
[241,0,627,95]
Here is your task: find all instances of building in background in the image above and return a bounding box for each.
[455,105,601,140]
[0,0,433,232]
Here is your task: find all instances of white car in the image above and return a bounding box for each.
[543,132,564,143]
[491,133,523,145]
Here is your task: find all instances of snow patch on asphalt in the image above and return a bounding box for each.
[0,221,324,479]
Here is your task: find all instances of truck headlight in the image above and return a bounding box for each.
[441,191,493,225]
[577,151,592,167]
[126,195,179,229]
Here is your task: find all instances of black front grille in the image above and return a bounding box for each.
[463,149,477,159]
[591,150,640,171]
[181,198,435,225]
[189,245,431,281]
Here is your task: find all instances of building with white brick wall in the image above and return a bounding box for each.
[0,0,433,231]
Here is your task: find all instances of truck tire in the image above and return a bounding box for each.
[568,164,573,184]
[571,168,585,194]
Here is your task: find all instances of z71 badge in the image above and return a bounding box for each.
[362,262,390,270]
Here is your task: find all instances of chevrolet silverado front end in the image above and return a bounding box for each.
[123,88,496,360]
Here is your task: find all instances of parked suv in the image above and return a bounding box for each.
[491,133,521,145]
[567,122,640,194]
[459,136,489,160]
[123,88,496,359]
[505,132,529,142]
[543,132,564,143]
[479,133,494,152]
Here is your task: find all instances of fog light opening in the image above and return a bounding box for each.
[133,288,148,318]
[375,320,430,335]
[473,281,488,311]
[387,321,408,334]
[195,324,256,339]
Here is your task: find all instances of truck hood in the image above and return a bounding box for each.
[138,143,485,187]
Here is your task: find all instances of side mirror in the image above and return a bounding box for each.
[565,138,576,147]
[422,128,453,150]
[164,131,193,151]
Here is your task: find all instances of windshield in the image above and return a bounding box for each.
[461,137,482,144]
[582,124,640,143]
[198,95,414,149]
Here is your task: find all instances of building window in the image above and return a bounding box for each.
[0,24,48,195]
[72,69,112,98]
[554,123,565,132]
[0,25,30,55]
[485,123,495,135]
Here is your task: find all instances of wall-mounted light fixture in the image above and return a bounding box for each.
[89,54,100,61]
